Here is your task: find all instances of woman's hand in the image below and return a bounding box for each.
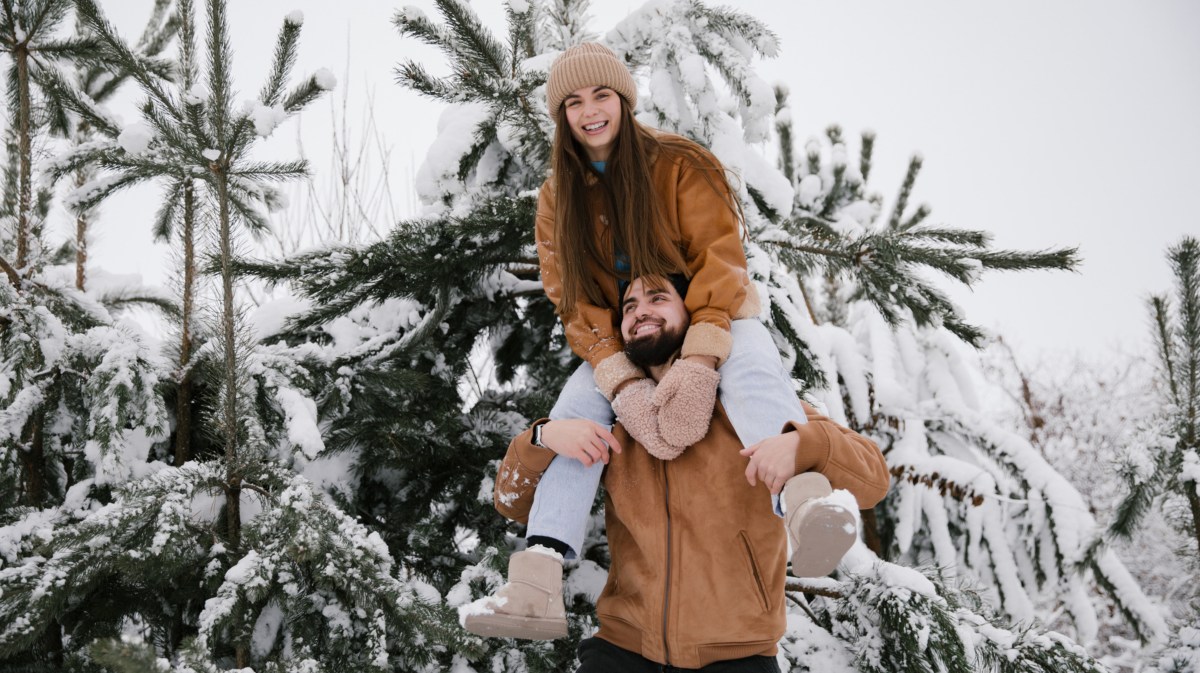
[653,358,720,447]
[540,419,623,468]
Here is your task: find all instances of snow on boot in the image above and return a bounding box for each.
[783,472,857,578]
[460,548,568,640]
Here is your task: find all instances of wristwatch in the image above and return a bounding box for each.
[532,423,547,449]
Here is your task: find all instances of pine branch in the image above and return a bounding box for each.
[97,290,181,318]
[228,160,308,180]
[1170,237,1200,444]
[393,60,459,102]
[774,84,794,183]
[1107,452,1163,541]
[860,130,875,183]
[899,226,988,247]
[205,0,232,147]
[152,177,184,240]
[258,15,299,108]
[29,66,121,135]
[887,155,922,230]
[392,4,456,53]
[72,0,179,118]
[1151,295,1180,405]
[29,35,103,59]
[278,75,324,114]
[0,252,19,286]
[434,0,509,80]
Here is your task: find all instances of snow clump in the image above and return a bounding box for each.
[250,102,288,138]
[313,68,337,91]
[117,123,154,155]
[285,10,304,26]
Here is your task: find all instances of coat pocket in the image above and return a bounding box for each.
[738,531,772,613]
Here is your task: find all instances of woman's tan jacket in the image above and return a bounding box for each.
[535,133,760,399]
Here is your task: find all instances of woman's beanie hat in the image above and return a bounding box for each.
[546,42,637,118]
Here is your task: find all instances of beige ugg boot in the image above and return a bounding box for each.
[461,549,568,640]
[783,472,857,578]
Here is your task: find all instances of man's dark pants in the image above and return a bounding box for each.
[577,637,781,672]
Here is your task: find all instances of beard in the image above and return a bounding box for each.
[624,322,686,369]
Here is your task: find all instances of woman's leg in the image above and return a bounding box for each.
[719,320,806,517]
[525,362,614,559]
[719,319,807,446]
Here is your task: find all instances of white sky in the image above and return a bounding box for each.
[87,0,1200,360]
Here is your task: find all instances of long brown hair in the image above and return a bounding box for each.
[550,99,742,317]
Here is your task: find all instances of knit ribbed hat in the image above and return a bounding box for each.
[546,42,637,118]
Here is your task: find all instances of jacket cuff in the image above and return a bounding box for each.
[515,419,558,472]
[731,283,763,320]
[782,419,831,476]
[681,322,733,366]
[594,351,644,401]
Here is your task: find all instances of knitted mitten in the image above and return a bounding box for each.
[612,379,687,460]
[653,359,720,447]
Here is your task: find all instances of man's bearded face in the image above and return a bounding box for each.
[621,278,688,368]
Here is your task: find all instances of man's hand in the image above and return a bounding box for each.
[540,419,622,468]
[653,358,720,447]
[740,432,800,494]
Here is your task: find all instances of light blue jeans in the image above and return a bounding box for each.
[526,319,806,558]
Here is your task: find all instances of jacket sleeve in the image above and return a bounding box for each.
[784,402,891,510]
[674,151,757,366]
[536,180,642,399]
[494,420,559,524]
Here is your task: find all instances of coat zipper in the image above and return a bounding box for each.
[661,462,672,666]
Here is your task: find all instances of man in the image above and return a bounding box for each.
[472,277,890,671]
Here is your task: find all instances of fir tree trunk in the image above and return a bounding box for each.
[215,167,246,666]
[174,180,196,465]
[1188,484,1200,558]
[74,171,89,291]
[15,42,33,271]
[18,413,46,506]
[216,171,237,461]
[37,619,63,670]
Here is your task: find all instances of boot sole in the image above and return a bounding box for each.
[789,505,856,577]
[463,613,568,640]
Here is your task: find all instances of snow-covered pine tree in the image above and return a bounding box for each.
[2,1,445,670]
[231,0,1128,670]
[770,115,1168,652]
[0,3,174,669]
[1104,236,1200,670]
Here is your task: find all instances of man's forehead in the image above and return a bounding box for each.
[623,281,676,305]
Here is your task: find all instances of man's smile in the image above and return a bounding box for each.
[632,319,663,338]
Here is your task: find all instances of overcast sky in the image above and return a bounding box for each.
[89,0,1200,360]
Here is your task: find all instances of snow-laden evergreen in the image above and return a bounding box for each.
[0,0,1185,670]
